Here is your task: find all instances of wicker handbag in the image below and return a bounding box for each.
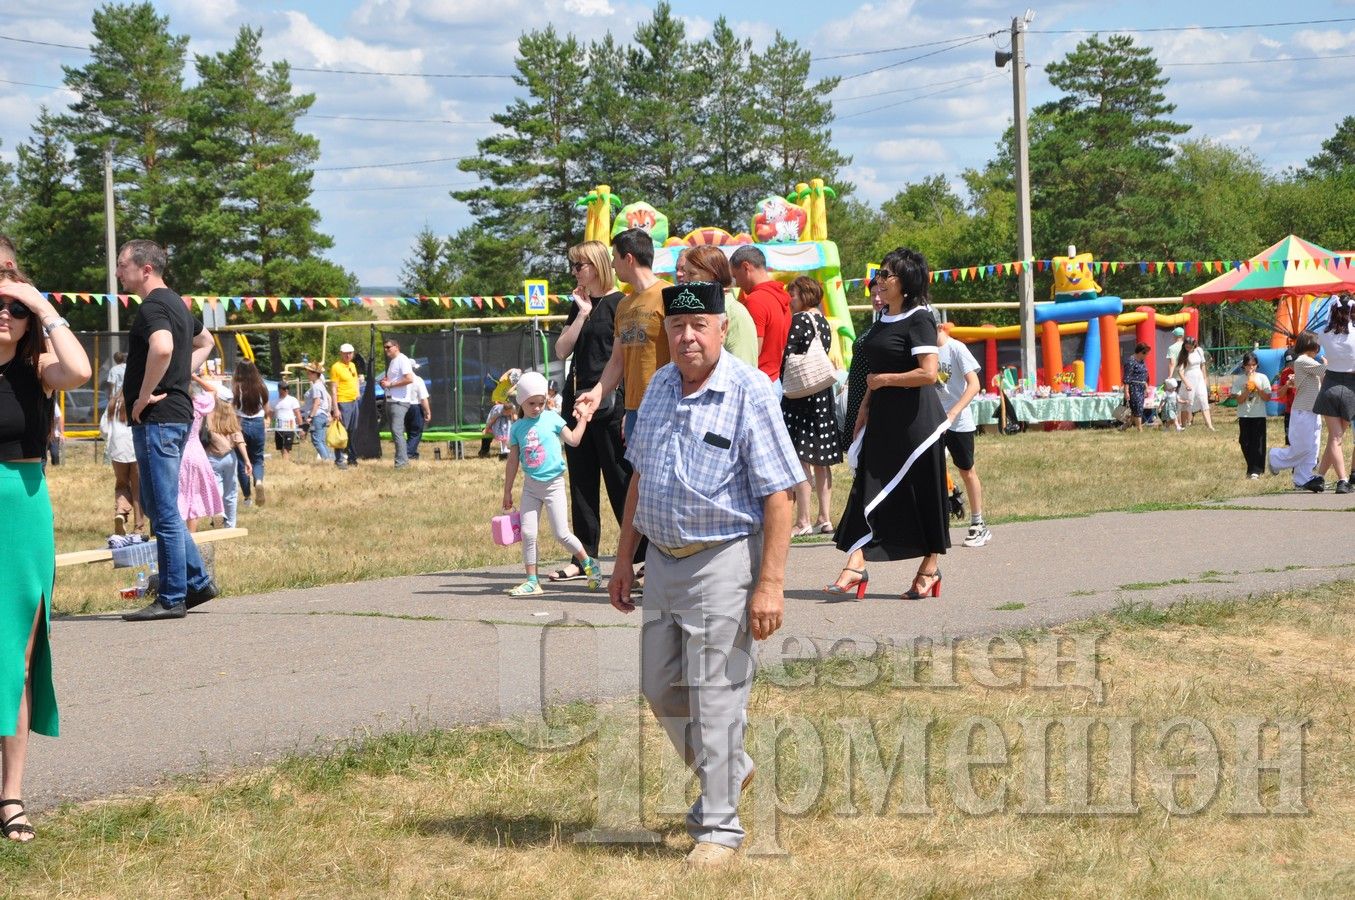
[782,314,837,399]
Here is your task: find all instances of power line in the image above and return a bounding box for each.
[1160,51,1355,67]
[1031,16,1355,34]
[836,71,1007,121]
[836,35,994,83]
[0,34,85,50]
[313,154,475,172]
[813,33,993,61]
[293,66,512,79]
[0,77,64,90]
[311,113,497,126]
[313,180,481,192]
[833,72,993,103]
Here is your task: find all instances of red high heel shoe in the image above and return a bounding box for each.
[902,569,941,599]
[823,567,869,601]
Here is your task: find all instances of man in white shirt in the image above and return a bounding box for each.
[936,323,992,547]
[379,338,415,468]
[1166,326,1185,370]
[406,365,432,460]
[272,381,302,462]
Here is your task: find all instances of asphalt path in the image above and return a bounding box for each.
[30,491,1355,810]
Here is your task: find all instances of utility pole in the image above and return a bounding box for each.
[103,146,120,343]
[1010,12,1036,384]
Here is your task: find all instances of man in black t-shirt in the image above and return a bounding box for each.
[117,239,220,622]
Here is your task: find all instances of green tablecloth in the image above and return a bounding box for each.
[971,394,1124,425]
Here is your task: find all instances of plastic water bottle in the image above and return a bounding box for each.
[135,569,148,598]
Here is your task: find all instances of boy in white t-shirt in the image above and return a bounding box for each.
[935,323,992,548]
[272,381,302,462]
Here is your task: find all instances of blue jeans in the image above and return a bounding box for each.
[133,422,210,608]
[406,405,425,459]
[336,400,359,466]
[624,410,638,444]
[209,452,239,527]
[309,412,333,461]
[236,416,265,499]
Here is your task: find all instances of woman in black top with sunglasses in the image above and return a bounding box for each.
[0,266,91,841]
[833,248,951,601]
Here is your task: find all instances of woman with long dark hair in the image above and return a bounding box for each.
[231,360,271,506]
[833,248,950,600]
[0,266,92,840]
[1314,293,1355,493]
[1173,336,1214,430]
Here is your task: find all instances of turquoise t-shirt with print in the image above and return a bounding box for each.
[510,410,567,482]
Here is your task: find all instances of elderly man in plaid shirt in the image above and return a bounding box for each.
[609,281,803,868]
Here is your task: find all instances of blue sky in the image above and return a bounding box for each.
[3,1,1354,286]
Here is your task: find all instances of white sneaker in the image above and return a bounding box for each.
[963,524,992,548]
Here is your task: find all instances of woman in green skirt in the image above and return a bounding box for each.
[0,266,91,841]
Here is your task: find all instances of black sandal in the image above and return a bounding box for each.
[1,799,33,841]
[547,563,586,582]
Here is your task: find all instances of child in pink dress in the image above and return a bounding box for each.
[180,378,225,529]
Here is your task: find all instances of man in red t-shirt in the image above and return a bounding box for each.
[731,245,791,383]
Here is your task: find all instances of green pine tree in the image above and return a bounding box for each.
[455,26,590,282]
[13,108,107,323]
[179,26,352,298]
[752,33,850,196]
[1026,33,1190,262]
[399,226,451,297]
[689,17,766,230]
[60,2,189,255]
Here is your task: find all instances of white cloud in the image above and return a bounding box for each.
[873,138,949,163]
[564,0,615,17]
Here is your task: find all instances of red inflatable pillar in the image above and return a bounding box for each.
[1184,306,1200,342]
[981,324,998,391]
[1041,320,1063,390]
[1135,306,1157,385]
[1098,313,1122,391]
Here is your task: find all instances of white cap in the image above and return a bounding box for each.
[515,371,548,401]
[1164,378,1178,389]
[339,343,355,353]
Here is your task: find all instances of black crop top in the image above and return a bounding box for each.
[0,358,52,460]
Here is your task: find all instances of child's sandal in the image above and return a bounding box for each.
[506,580,544,597]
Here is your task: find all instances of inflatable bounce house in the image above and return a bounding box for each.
[948,247,1200,392]
[575,180,857,365]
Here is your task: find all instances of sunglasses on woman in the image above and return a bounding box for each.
[0,300,31,320]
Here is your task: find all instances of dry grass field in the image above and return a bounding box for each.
[1,580,1350,896]
[51,408,1293,615]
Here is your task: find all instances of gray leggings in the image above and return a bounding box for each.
[521,475,585,567]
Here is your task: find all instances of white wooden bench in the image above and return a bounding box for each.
[55,527,249,569]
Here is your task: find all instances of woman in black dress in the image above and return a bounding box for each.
[833,248,950,600]
[782,276,843,535]
[551,240,632,581]
[823,278,885,598]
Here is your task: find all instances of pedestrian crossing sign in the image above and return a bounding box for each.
[525,279,549,316]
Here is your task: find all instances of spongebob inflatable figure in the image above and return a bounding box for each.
[1051,249,1100,300]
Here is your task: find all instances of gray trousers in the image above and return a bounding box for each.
[641,534,759,848]
[521,475,584,567]
[387,401,410,466]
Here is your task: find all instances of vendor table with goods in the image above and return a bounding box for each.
[971,391,1152,426]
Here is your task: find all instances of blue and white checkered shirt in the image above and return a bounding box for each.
[626,351,805,549]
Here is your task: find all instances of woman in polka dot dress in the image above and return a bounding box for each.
[781,276,843,536]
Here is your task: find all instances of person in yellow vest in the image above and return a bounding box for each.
[329,343,360,468]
